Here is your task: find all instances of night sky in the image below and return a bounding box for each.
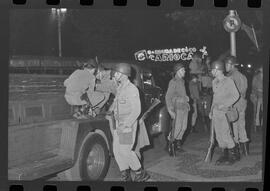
[9,9,263,66]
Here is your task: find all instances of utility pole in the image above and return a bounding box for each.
[223,10,241,57]
[57,9,62,57]
[229,10,236,56]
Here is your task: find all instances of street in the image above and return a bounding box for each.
[105,129,262,182]
[54,122,263,182]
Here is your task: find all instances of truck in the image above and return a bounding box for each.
[8,59,170,181]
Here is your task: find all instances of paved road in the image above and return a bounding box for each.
[104,128,263,182]
[52,123,263,182]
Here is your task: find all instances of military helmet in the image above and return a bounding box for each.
[211,60,225,71]
[224,55,239,66]
[83,59,97,69]
[112,63,131,77]
[173,63,185,73]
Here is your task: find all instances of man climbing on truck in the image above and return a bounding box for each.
[64,59,97,119]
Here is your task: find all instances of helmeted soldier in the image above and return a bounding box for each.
[165,63,190,154]
[109,63,150,182]
[209,60,240,165]
[224,56,249,156]
[64,59,97,119]
[91,65,117,113]
[250,66,263,132]
[95,66,117,95]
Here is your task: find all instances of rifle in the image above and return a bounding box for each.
[225,113,235,139]
[80,92,97,117]
[204,120,215,162]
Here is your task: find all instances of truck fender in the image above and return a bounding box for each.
[94,129,111,154]
[61,132,99,181]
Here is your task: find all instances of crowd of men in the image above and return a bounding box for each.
[165,54,263,165]
[62,54,263,181]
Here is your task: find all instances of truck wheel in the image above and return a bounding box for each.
[79,133,110,180]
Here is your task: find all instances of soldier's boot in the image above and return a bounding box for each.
[215,149,229,165]
[240,142,249,156]
[224,147,238,165]
[133,168,150,182]
[120,169,132,181]
[168,141,176,157]
[176,140,185,153]
[235,143,241,161]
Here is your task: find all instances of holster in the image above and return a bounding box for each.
[226,106,239,123]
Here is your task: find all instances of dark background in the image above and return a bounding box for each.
[9,9,263,67]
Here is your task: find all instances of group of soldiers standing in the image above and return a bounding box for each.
[62,54,263,181]
[165,55,263,165]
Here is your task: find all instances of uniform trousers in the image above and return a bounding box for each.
[232,109,249,143]
[212,109,235,149]
[191,100,198,127]
[173,109,188,140]
[255,97,263,126]
[112,129,141,171]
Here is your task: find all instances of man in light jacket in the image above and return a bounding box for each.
[64,59,96,119]
[209,60,240,165]
[110,63,150,182]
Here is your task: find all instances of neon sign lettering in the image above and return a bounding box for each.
[134,46,208,62]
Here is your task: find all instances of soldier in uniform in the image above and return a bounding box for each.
[189,74,200,133]
[250,66,263,132]
[224,56,249,156]
[109,63,150,182]
[93,66,117,113]
[63,59,97,119]
[209,60,240,165]
[165,63,190,153]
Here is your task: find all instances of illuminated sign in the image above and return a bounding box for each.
[134,46,208,62]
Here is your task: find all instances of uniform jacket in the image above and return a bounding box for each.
[189,80,200,101]
[112,79,150,149]
[201,75,213,88]
[211,76,240,112]
[95,70,117,95]
[112,79,141,130]
[64,68,95,95]
[227,68,248,98]
[227,68,248,110]
[165,75,189,113]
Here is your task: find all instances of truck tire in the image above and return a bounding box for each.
[78,133,110,180]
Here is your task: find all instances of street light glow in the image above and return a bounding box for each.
[60,8,67,13]
[247,64,251,68]
[240,64,244,67]
[51,8,67,14]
